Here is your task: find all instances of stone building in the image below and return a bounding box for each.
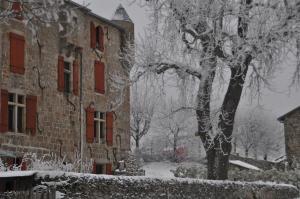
[278,106,300,167]
[0,1,133,174]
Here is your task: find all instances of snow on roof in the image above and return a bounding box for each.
[112,4,132,22]
[229,160,261,171]
[0,171,37,178]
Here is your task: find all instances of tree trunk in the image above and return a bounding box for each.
[245,149,249,158]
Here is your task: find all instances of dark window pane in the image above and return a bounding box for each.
[17,95,24,104]
[100,122,105,139]
[8,105,14,132]
[94,121,98,143]
[94,112,97,118]
[17,107,23,133]
[64,73,71,93]
[64,62,70,70]
[96,164,103,174]
[8,93,14,102]
[100,112,104,119]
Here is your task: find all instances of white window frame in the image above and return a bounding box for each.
[8,92,25,133]
[94,111,106,144]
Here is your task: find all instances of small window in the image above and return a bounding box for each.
[95,164,104,174]
[94,111,106,144]
[95,26,104,51]
[8,93,25,133]
[64,62,71,93]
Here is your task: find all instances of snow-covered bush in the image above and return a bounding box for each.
[23,153,93,173]
[0,153,93,173]
[172,165,300,189]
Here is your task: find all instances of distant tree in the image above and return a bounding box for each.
[234,109,283,160]
[130,81,157,150]
[157,99,193,162]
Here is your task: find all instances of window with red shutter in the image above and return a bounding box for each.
[90,22,96,49]
[12,2,23,20]
[93,161,97,174]
[94,61,105,94]
[86,107,95,143]
[106,112,113,146]
[96,26,104,52]
[9,32,25,74]
[0,89,8,133]
[26,95,37,136]
[73,60,79,95]
[57,56,64,92]
[106,163,113,175]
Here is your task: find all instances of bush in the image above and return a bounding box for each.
[172,165,300,189]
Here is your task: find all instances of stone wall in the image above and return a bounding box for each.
[31,172,299,199]
[283,108,300,165]
[0,1,132,169]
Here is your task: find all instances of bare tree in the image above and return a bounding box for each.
[129,0,300,179]
[234,109,283,160]
[157,99,193,162]
[130,79,157,150]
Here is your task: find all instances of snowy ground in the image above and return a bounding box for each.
[142,161,204,178]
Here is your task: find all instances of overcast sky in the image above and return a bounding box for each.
[73,0,300,120]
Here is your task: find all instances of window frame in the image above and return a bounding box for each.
[94,111,106,144]
[8,92,25,133]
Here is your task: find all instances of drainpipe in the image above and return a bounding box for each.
[79,48,84,173]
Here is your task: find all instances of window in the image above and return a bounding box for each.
[64,62,71,93]
[8,93,25,133]
[95,164,104,174]
[94,112,106,144]
[96,26,104,51]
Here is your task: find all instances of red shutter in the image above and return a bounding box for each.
[12,2,23,20]
[106,112,113,146]
[90,22,96,49]
[93,161,97,174]
[73,60,79,96]
[86,107,94,143]
[94,61,105,94]
[0,89,8,133]
[98,26,104,52]
[57,56,64,92]
[106,163,112,175]
[26,95,37,136]
[10,32,25,74]
[21,161,27,171]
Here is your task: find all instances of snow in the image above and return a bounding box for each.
[142,162,177,178]
[0,171,36,178]
[229,160,261,171]
[56,191,65,199]
[112,4,132,22]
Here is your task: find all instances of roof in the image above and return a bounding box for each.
[278,106,300,122]
[66,0,125,32]
[229,160,261,171]
[112,4,132,22]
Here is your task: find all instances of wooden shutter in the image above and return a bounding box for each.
[86,107,94,143]
[106,112,113,146]
[73,60,79,96]
[93,161,97,174]
[12,2,23,20]
[0,89,8,133]
[106,163,112,175]
[90,22,96,49]
[21,161,27,171]
[10,32,25,74]
[98,26,104,52]
[94,61,105,94]
[26,95,37,136]
[57,56,64,92]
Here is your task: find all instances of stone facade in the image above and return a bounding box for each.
[278,106,300,166]
[0,1,133,173]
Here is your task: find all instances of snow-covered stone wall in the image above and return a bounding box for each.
[29,171,299,199]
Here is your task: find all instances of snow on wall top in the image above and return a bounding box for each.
[229,160,261,171]
[0,171,37,178]
[112,4,132,22]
